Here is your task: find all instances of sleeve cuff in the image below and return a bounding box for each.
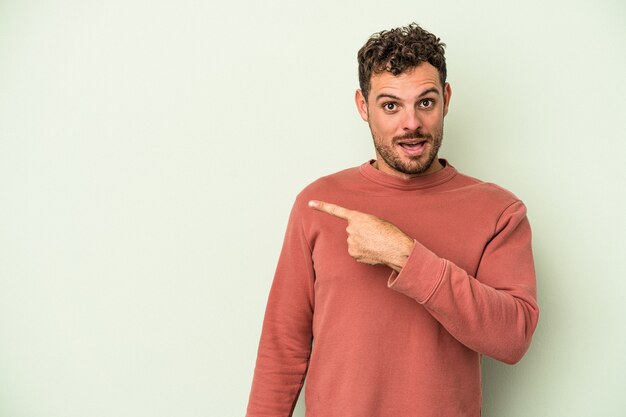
[387,239,447,304]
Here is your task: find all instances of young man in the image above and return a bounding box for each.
[246,23,539,417]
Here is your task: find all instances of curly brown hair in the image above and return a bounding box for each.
[357,23,447,101]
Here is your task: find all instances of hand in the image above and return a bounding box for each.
[308,200,414,272]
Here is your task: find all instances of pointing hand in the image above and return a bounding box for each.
[308,200,414,272]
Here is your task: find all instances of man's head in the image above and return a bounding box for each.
[355,23,451,178]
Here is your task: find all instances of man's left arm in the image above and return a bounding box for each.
[309,199,539,364]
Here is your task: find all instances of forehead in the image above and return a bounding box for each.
[370,63,442,97]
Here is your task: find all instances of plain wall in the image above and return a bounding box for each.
[1,0,625,416]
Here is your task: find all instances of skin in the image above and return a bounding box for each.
[310,63,452,271]
[356,62,451,179]
[308,199,414,272]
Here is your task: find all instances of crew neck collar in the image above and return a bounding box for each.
[359,159,457,190]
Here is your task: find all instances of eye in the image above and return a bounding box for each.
[382,102,398,112]
[419,99,434,108]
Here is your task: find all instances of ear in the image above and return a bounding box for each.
[355,89,369,122]
[443,82,452,117]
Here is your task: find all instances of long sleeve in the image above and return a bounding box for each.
[388,200,539,364]
[246,162,538,416]
[246,200,315,417]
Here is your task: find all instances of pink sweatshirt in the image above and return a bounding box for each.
[247,161,539,417]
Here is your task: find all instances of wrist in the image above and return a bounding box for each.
[388,237,414,272]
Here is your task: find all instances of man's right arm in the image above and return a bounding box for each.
[246,199,315,417]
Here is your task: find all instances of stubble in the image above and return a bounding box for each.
[372,127,443,176]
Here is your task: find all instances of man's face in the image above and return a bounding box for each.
[355,62,452,178]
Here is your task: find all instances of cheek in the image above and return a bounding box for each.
[370,115,397,137]
[424,112,444,128]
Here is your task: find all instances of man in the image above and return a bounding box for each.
[246,23,539,417]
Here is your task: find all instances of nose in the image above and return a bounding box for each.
[402,109,421,131]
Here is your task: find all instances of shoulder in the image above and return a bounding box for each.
[285,166,363,239]
[295,165,362,202]
[453,170,522,206]
[446,169,528,226]
[284,165,364,225]
[444,169,531,237]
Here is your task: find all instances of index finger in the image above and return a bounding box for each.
[308,200,354,220]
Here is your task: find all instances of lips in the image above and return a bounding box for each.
[397,139,428,156]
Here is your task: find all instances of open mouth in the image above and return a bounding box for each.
[397,140,428,156]
[398,140,427,149]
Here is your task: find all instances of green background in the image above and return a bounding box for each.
[1,0,624,415]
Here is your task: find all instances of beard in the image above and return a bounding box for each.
[372,126,443,176]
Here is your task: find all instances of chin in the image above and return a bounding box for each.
[399,157,436,175]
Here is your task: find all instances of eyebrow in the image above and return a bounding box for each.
[418,87,441,97]
[375,93,402,102]
[375,87,441,102]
